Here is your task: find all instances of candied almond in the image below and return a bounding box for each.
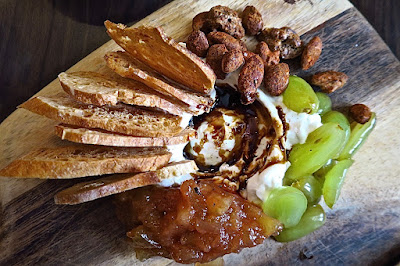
[301,36,323,70]
[258,27,303,59]
[311,71,348,93]
[187,30,210,57]
[242,6,263,36]
[238,54,264,104]
[206,44,228,79]
[207,31,246,51]
[207,5,245,39]
[255,41,280,67]
[349,104,371,124]
[264,63,290,96]
[221,50,244,73]
[243,51,257,61]
[192,12,209,31]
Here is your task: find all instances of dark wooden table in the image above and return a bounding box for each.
[0,0,398,123]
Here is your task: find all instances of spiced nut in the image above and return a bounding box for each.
[301,36,322,70]
[242,6,263,36]
[349,104,371,124]
[206,44,229,79]
[255,41,280,67]
[238,54,264,104]
[311,70,348,93]
[221,49,245,73]
[187,30,210,58]
[264,63,290,96]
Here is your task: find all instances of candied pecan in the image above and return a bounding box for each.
[238,54,264,104]
[206,44,228,79]
[301,36,322,70]
[221,50,245,73]
[207,31,246,51]
[349,104,371,124]
[255,41,280,66]
[192,12,209,31]
[242,6,263,36]
[206,5,245,39]
[257,27,303,59]
[243,50,257,61]
[187,30,210,57]
[264,63,290,96]
[311,71,348,93]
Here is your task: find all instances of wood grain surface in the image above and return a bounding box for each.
[1,0,400,265]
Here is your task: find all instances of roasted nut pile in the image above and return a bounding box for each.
[186,4,369,116]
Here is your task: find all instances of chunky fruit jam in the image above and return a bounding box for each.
[114,179,282,264]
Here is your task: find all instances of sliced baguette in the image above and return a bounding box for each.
[54,160,198,204]
[59,71,194,116]
[105,51,214,115]
[55,124,195,147]
[0,146,171,179]
[104,21,216,94]
[20,93,185,137]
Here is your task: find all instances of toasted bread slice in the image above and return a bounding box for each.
[104,21,216,94]
[55,124,195,147]
[59,71,194,116]
[54,160,198,204]
[0,146,171,179]
[20,93,186,137]
[105,51,215,115]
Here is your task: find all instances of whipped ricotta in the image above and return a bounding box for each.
[167,143,188,162]
[159,173,193,187]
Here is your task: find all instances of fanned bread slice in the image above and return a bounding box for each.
[20,93,186,137]
[0,146,171,179]
[54,160,198,204]
[59,71,194,116]
[105,51,214,115]
[55,124,195,147]
[105,21,216,94]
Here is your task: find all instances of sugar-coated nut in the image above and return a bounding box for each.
[207,31,246,51]
[255,41,280,66]
[349,104,371,124]
[206,44,229,79]
[242,6,263,36]
[257,27,303,59]
[243,51,257,61]
[264,63,290,96]
[301,36,323,70]
[206,5,245,39]
[238,54,264,104]
[187,30,210,57]
[221,50,245,73]
[311,71,348,93]
[192,12,209,31]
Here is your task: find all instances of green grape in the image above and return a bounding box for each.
[313,159,337,184]
[322,159,354,208]
[338,113,376,160]
[292,176,322,205]
[316,92,332,115]
[285,122,347,182]
[283,76,319,114]
[262,186,307,228]
[321,111,351,157]
[274,205,326,242]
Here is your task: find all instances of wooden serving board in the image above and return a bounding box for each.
[1,0,400,265]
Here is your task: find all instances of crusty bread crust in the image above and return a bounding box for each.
[55,124,195,147]
[54,160,198,204]
[59,71,194,116]
[104,21,216,94]
[19,93,184,137]
[105,51,214,115]
[0,146,171,179]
